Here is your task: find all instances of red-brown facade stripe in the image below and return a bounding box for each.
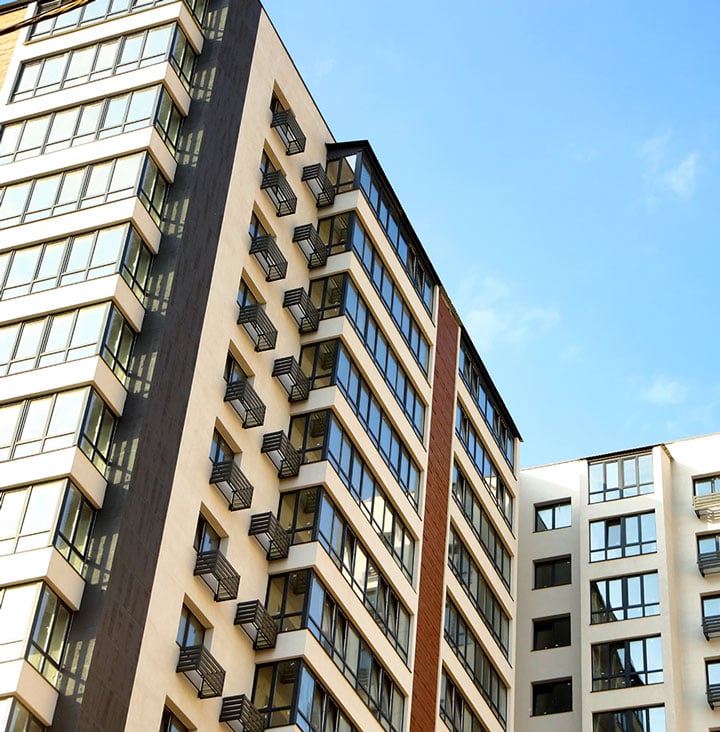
[410,292,459,732]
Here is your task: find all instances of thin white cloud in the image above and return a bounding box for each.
[641,376,688,406]
[462,276,560,353]
[638,131,699,205]
[311,57,337,84]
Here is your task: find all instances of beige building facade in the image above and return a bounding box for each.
[0,2,521,731]
[516,433,720,732]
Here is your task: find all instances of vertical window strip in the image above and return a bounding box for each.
[440,670,488,732]
[448,526,509,656]
[456,406,514,528]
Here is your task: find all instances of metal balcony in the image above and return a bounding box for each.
[220,694,265,732]
[238,304,278,352]
[293,223,328,268]
[176,644,225,698]
[708,684,720,709]
[271,108,306,155]
[261,431,301,478]
[249,511,290,559]
[235,600,279,650]
[210,460,254,511]
[301,163,335,207]
[703,614,720,640]
[283,288,319,333]
[272,357,310,402]
[695,493,720,521]
[224,379,266,428]
[699,551,720,577]
[261,169,297,216]
[194,549,240,602]
[249,234,288,281]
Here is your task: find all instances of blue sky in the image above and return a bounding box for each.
[262,1,720,467]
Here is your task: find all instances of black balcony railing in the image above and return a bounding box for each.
[238,304,278,352]
[301,164,335,207]
[250,234,288,281]
[224,379,266,428]
[283,288,319,333]
[708,684,720,709]
[235,599,279,650]
[272,357,310,402]
[292,224,328,268]
[176,644,225,698]
[220,693,265,732]
[210,460,254,511]
[271,108,306,155]
[703,615,720,640]
[261,170,297,216]
[249,511,290,559]
[261,431,301,478]
[699,551,720,577]
[194,549,240,602]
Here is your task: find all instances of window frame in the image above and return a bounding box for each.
[535,500,571,532]
[534,556,572,589]
[589,512,657,562]
[532,614,571,651]
[531,678,573,716]
[591,635,663,691]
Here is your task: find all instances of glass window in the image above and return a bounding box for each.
[592,636,663,691]
[209,429,234,465]
[532,678,572,715]
[593,706,665,732]
[439,670,487,732]
[0,583,40,663]
[535,500,571,531]
[591,572,660,624]
[160,708,189,732]
[176,605,204,648]
[695,474,720,496]
[590,512,657,562]
[533,615,571,650]
[12,25,194,101]
[27,585,72,686]
[534,556,571,589]
[444,597,507,724]
[0,698,46,732]
[589,453,653,503]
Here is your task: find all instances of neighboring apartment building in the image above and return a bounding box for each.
[0,2,521,731]
[516,433,720,732]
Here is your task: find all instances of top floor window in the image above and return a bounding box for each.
[589,453,653,503]
[12,24,196,102]
[31,0,209,39]
[535,500,571,532]
[459,340,517,470]
[695,474,720,496]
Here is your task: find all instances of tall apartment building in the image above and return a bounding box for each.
[0,2,521,731]
[516,433,720,731]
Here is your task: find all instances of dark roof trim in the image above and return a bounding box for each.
[585,444,658,462]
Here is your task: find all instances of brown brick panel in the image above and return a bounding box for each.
[0,10,24,87]
[410,292,459,732]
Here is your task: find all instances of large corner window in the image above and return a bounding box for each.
[591,636,663,691]
[289,410,416,579]
[0,85,182,165]
[266,571,404,731]
[277,488,410,660]
[589,453,653,503]
[0,388,116,472]
[0,303,135,382]
[0,152,168,229]
[253,660,357,731]
[590,572,659,624]
[590,512,657,562]
[12,24,196,101]
[0,582,71,687]
[0,479,94,573]
[0,698,46,732]
[0,224,152,302]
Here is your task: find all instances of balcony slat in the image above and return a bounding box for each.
[210,460,254,511]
